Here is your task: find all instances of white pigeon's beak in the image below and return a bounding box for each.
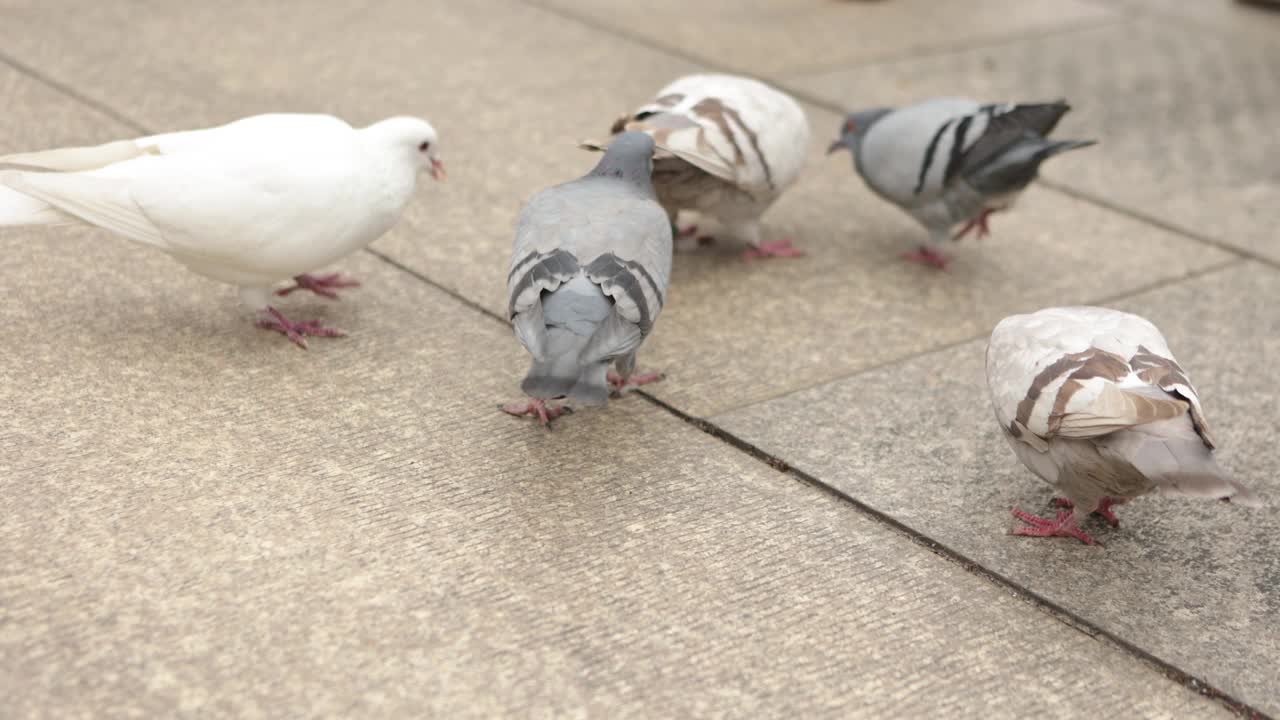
[429,157,446,181]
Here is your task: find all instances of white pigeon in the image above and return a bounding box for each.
[986,306,1260,545]
[0,113,444,348]
[828,98,1094,269]
[582,73,809,259]
[503,132,672,426]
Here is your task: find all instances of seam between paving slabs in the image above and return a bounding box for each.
[1039,180,1280,271]
[505,3,1269,714]
[707,255,1247,416]
[327,252,1271,720]
[635,391,1269,719]
[1,39,1270,720]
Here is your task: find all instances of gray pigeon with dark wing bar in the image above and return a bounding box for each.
[502,132,673,426]
[828,98,1094,269]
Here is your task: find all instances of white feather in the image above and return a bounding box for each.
[0,113,438,304]
[603,73,809,242]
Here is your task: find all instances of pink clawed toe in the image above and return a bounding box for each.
[276,272,361,300]
[1010,507,1098,545]
[744,238,804,259]
[256,307,346,349]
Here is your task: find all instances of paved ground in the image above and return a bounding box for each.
[1,0,1277,717]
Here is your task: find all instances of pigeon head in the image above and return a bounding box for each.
[827,108,892,157]
[588,131,656,192]
[363,116,446,181]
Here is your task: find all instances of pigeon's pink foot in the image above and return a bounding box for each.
[952,208,995,241]
[256,307,346,349]
[276,272,361,299]
[1053,497,1127,528]
[744,238,804,259]
[500,398,571,427]
[673,225,717,251]
[1010,507,1098,545]
[607,370,665,396]
[901,246,951,270]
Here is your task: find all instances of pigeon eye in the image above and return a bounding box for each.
[844,120,857,132]
[418,141,431,152]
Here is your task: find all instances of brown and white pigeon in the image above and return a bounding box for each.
[828,98,1094,269]
[0,113,444,348]
[583,73,809,259]
[986,306,1260,544]
[502,132,672,426]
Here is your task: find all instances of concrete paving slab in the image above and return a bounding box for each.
[0,174,1232,718]
[0,41,1239,719]
[1111,0,1280,39]
[532,0,1119,77]
[0,237,1236,720]
[787,16,1280,265]
[714,261,1280,715]
[0,0,1235,419]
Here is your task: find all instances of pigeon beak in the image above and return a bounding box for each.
[826,139,848,156]
[429,157,447,181]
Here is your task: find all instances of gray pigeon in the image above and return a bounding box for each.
[503,132,673,425]
[987,306,1260,545]
[828,98,1094,269]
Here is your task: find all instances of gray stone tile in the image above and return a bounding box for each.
[1112,0,1280,39]
[0,235,1233,720]
[788,17,1280,263]
[713,261,1280,715]
[533,0,1118,76]
[0,30,1237,719]
[0,0,1236,418]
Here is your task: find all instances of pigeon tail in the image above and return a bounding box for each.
[521,333,611,406]
[969,137,1096,196]
[0,183,72,227]
[1099,416,1262,507]
[1039,138,1097,159]
[520,276,614,406]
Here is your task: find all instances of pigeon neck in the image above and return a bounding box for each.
[589,157,654,196]
[849,135,869,175]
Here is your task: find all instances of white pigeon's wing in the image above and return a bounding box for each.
[5,133,361,265]
[121,146,362,265]
[508,178,672,334]
[986,306,1212,448]
[0,114,350,172]
[0,113,359,255]
[615,74,808,202]
[136,113,352,156]
[0,184,77,226]
[0,140,157,172]
[0,169,167,247]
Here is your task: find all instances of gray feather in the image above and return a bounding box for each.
[834,99,1096,241]
[519,276,614,405]
[1096,417,1262,507]
[507,132,673,404]
[954,102,1072,178]
[967,137,1096,196]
